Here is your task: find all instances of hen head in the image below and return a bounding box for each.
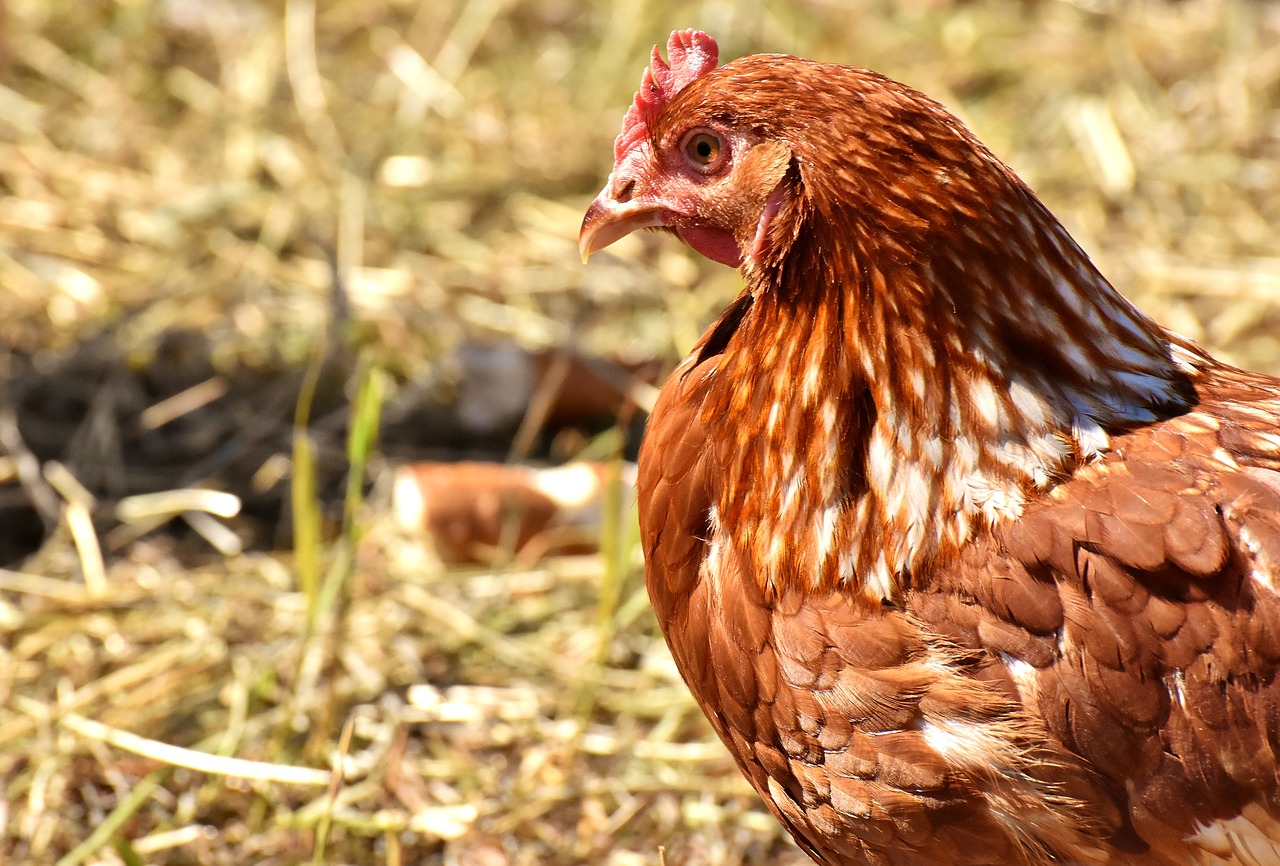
[579,30,1037,273]
[579,30,795,268]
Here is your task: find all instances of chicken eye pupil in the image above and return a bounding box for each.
[696,139,712,158]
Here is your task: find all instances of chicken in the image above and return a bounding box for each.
[579,30,1280,866]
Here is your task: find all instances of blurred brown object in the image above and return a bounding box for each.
[530,350,660,428]
[379,342,662,463]
[393,460,635,565]
[451,342,659,435]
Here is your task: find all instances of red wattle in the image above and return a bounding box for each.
[678,226,743,268]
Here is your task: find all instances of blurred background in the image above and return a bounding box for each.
[2,1,1278,864]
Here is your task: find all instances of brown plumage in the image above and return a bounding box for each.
[580,30,1280,866]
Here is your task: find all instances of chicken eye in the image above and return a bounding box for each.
[683,132,722,169]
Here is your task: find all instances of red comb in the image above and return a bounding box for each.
[613,30,720,162]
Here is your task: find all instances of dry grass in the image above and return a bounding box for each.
[2,1,1279,864]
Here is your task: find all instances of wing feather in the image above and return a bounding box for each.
[916,367,1280,860]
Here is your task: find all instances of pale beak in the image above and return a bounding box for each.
[578,187,667,263]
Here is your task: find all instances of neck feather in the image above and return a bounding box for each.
[702,186,1196,602]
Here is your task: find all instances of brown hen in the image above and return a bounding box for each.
[580,30,1280,866]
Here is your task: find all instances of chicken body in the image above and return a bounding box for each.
[581,31,1280,866]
